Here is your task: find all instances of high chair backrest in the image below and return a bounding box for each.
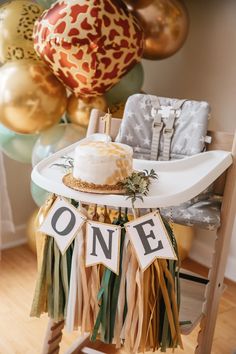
[88,109,235,151]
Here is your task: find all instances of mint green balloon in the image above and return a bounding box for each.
[31,181,50,207]
[105,63,144,106]
[0,124,38,163]
[32,123,86,167]
[35,0,57,8]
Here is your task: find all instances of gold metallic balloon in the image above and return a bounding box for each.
[67,95,107,128]
[109,102,125,119]
[26,209,39,254]
[0,0,43,64]
[35,195,56,268]
[133,0,189,60]
[0,61,68,134]
[172,223,194,261]
[27,195,56,266]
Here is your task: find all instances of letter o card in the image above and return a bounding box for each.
[38,197,87,254]
[86,221,121,275]
[125,211,177,271]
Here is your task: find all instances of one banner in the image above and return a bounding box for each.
[86,220,121,275]
[38,197,87,254]
[125,211,177,271]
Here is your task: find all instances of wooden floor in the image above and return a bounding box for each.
[0,245,235,354]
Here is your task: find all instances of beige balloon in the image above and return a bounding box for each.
[0,0,43,63]
[0,61,68,134]
[67,94,107,128]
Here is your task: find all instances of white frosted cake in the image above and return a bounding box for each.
[72,140,133,189]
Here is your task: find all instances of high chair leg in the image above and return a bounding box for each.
[42,319,64,354]
[195,135,236,354]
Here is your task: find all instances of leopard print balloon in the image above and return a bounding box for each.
[0,0,43,63]
[33,0,144,97]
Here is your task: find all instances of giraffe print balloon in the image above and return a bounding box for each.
[33,0,144,97]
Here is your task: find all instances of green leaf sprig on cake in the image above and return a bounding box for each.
[121,169,158,207]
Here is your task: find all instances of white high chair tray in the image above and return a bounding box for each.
[31,141,232,208]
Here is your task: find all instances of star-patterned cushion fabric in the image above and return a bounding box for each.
[161,188,221,231]
[116,93,210,160]
[115,93,222,230]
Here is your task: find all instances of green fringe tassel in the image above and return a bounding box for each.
[160,216,181,352]
[91,209,128,343]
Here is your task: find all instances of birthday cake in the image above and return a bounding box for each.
[63,140,133,193]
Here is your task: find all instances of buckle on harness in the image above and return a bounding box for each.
[152,121,164,130]
[157,106,174,118]
[163,127,174,137]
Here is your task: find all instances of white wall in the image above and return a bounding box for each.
[2,156,35,249]
[142,0,236,280]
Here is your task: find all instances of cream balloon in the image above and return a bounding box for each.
[0,61,68,134]
[0,0,43,63]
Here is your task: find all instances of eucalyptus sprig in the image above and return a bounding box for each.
[121,169,158,207]
[51,156,74,172]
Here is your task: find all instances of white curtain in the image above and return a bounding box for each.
[0,152,15,250]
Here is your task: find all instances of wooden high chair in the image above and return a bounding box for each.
[42,109,236,354]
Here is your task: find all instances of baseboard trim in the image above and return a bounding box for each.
[189,239,213,268]
[224,256,236,282]
[189,239,236,282]
[1,224,27,250]
[1,237,27,250]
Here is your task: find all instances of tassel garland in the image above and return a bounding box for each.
[31,199,182,352]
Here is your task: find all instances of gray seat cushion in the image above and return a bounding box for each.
[160,192,221,231]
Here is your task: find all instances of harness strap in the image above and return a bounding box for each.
[150,99,188,161]
[161,99,187,161]
[150,100,163,160]
[150,115,163,160]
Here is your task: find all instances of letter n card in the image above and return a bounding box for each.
[86,220,121,275]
